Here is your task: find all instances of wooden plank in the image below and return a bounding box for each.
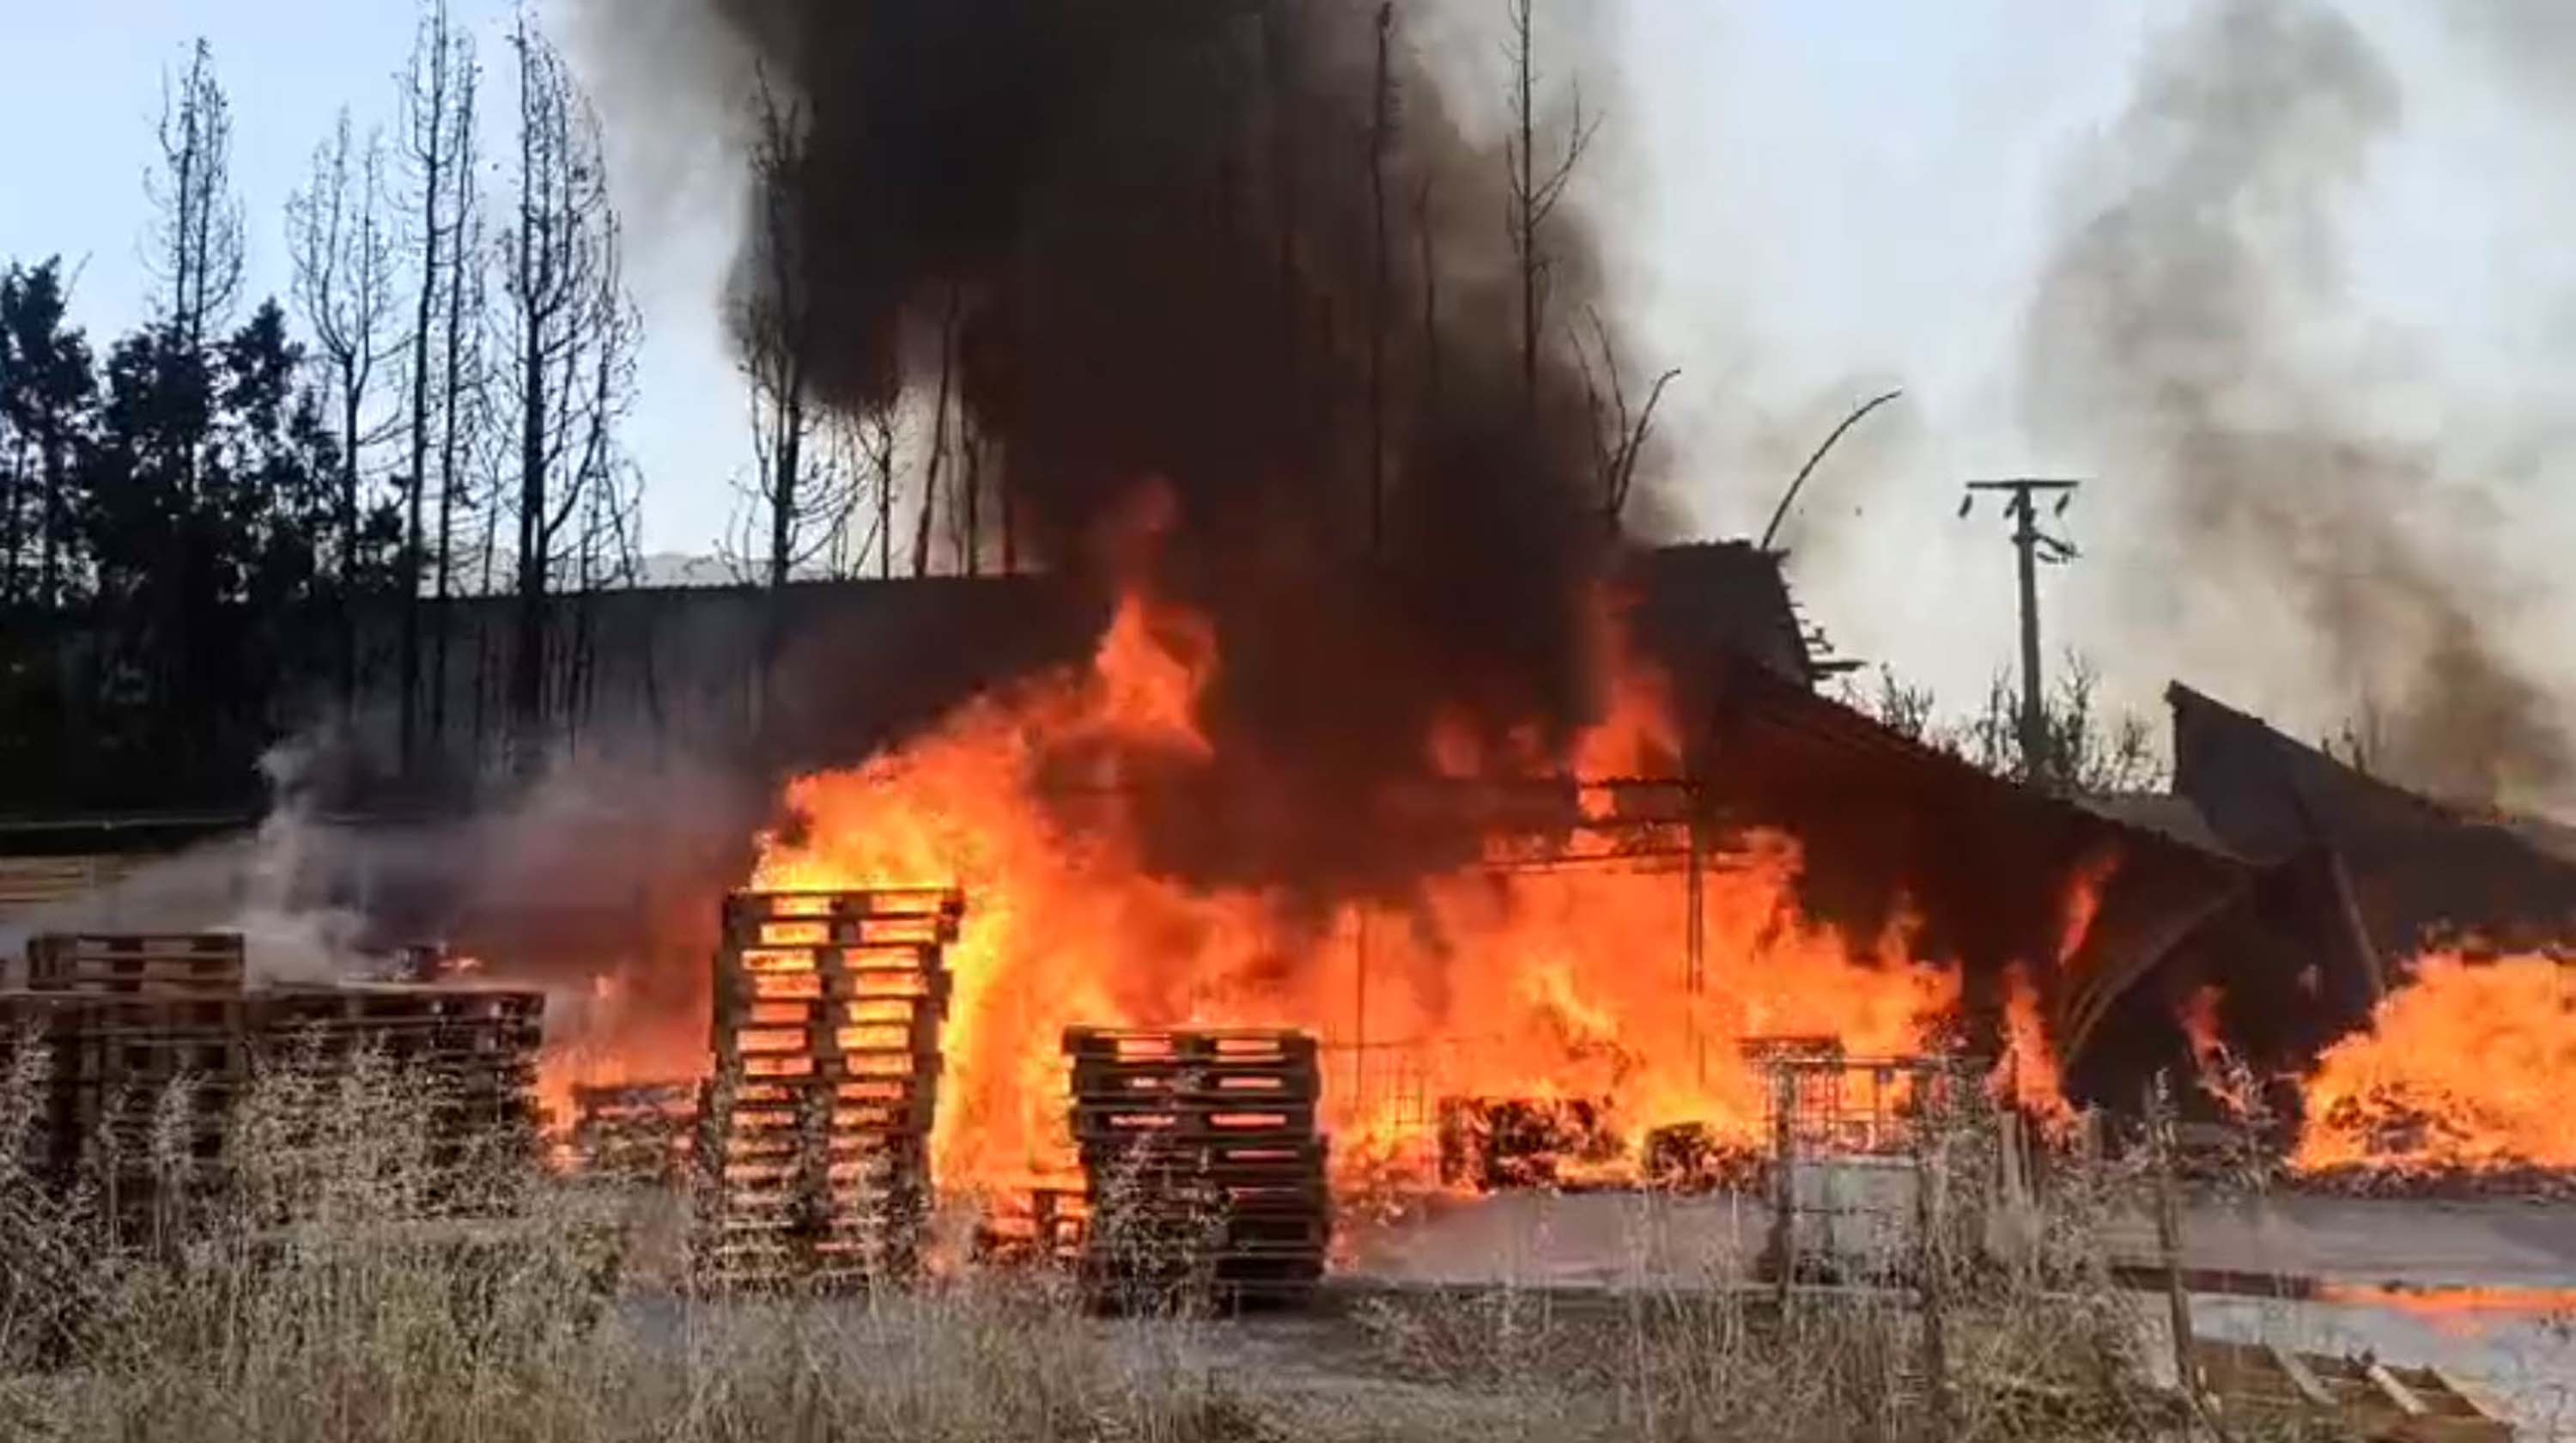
[2366,1361,2431,1419]
[2265,1344,2338,1413]
[2421,1367,2510,1428]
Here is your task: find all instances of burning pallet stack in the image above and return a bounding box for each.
[696,888,958,1290]
[569,1082,698,1182]
[1066,1027,1331,1309]
[1435,1095,1619,1191]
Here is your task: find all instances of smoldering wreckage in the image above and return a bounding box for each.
[1,0,2572,1418]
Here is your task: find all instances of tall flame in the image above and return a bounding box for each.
[748,587,1965,1194]
[2293,953,2576,1176]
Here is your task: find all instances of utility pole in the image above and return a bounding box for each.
[1960,479,2081,785]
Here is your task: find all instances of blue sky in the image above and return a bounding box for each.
[3,1,2572,757]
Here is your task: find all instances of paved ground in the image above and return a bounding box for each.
[1334,1187,2576,1434]
[1342,1187,2576,1292]
[2109,1191,2576,1290]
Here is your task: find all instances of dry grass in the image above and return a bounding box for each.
[0,1046,2220,1443]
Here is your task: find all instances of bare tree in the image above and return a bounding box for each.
[396,0,477,761]
[289,111,400,711]
[732,72,834,596]
[495,11,634,762]
[726,69,859,722]
[1571,308,1676,534]
[564,288,643,751]
[429,46,485,745]
[145,38,246,491]
[1502,0,1595,416]
[1366,3,1395,560]
[1414,176,1440,405]
[911,288,963,578]
[866,400,899,579]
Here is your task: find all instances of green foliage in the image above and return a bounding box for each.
[0,264,404,809]
[1842,653,2170,796]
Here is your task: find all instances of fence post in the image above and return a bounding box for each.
[1913,1063,1953,1440]
[1768,1062,1795,1312]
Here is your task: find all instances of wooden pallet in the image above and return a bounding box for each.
[0,855,132,918]
[570,1082,698,1179]
[1064,1027,1330,1309]
[696,888,959,1293]
[1065,1028,1319,1066]
[2194,1338,2512,1441]
[724,888,965,921]
[253,984,544,1027]
[28,933,246,996]
[1074,1100,1318,1142]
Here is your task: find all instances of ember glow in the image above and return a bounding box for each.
[2293,953,2576,1176]
[746,584,1965,1196]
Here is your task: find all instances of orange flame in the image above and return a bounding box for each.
[1993,964,2075,1138]
[2178,984,2260,1119]
[2293,953,2576,1176]
[744,585,1965,1196]
[1985,856,2113,1138]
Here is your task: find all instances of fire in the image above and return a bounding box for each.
[2314,1283,2576,1336]
[2293,953,2576,1176]
[534,968,714,1134]
[1987,856,2111,1137]
[2178,984,2259,1119]
[1994,965,2075,1137]
[744,581,1967,1197]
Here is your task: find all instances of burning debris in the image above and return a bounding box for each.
[2292,953,2576,1189]
[569,1081,697,1184]
[1436,1096,1619,1192]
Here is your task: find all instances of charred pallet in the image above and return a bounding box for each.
[1437,1096,1619,1191]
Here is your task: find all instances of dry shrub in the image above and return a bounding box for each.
[1345,1091,2173,1443]
[0,1047,1268,1443]
[0,1044,2254,1443]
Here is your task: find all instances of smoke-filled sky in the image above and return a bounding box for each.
[4,0,2574,803]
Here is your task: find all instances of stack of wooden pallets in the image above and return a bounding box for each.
[570,1081,698,1182]
[251,983,546,1145]
[2,935,252,1190]
[970,1184,1091,1269]
[1066,1027,1331,1309]
[0,934,547,1216]
[0,856,134,928]
[27,932,245,997]
[696,887,958,1291]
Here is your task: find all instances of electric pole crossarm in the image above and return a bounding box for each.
[1959,478,2086,788]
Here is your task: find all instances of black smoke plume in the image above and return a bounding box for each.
[2024,0,2569,807]
[641,0,1662,890]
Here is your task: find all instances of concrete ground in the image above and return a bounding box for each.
[1342,1186,2576,1292]
[1333,1187,2576,1434]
